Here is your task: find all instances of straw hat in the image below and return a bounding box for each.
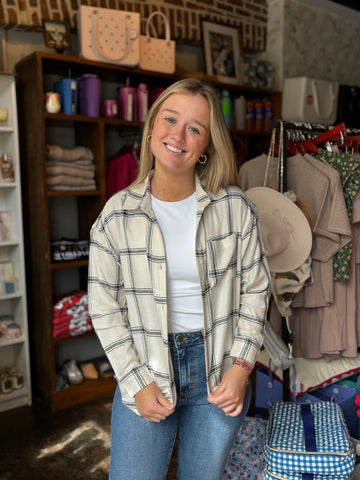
[294,193,314,231]
[245,187,313,273]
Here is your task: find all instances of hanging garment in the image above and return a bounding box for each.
[291,153,352,308]
[106,151,138,199]
[315,149,360,281]
[240,153,352,308]
[354,192,360,343]
[289,192,360,359]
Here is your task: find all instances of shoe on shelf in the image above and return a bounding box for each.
[96,360,114,378]
[63,359,84,385]
[80,362,99,380]
[56,368,69,391]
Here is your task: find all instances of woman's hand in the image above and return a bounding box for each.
[135,382,175,422]
[207,365,249,416]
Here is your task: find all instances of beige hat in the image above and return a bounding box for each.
[245,187,313,273]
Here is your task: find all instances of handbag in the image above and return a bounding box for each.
[263,401,355,479]
[263,320,295,371]
[77,5,140,67]
[282,77,339,125]
[139,11,175,74]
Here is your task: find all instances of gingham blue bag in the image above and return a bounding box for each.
[263,401,355,479]
[264,472,351,480]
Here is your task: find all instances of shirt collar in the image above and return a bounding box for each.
[123,171,215,215]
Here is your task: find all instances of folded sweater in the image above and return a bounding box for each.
[46,162,95,180]
[46,145,94,162]
[47,174,96,188]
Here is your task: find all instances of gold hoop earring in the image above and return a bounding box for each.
[198,154,207,165]
[146,134,152,144]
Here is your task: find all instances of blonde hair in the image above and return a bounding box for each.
[133,78,240,193]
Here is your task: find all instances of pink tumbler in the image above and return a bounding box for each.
[103,99,118,118]
[118,78,135,121]
[136,83,149,122]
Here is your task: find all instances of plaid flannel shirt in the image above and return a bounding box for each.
[88,173,270,414]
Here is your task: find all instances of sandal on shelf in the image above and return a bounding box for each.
[80,362,99,380]
[63,359,84,385]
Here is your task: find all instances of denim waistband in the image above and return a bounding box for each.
[168,330,204,347]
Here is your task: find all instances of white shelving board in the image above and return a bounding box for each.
[0,73,31,412]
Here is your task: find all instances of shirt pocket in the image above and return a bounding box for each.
[206,233,237,289]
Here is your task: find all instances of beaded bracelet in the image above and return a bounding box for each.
[232,358,253,374]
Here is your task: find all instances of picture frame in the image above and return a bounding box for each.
[201,20,243,85]
[42,20,71,53]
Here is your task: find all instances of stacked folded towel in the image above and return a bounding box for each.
[53,289,93,339]
[46,145,97,191]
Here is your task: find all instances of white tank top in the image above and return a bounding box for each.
[151,192,204,333]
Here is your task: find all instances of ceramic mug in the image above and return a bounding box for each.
[45,92,61,114]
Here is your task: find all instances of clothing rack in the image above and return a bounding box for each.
[269,120,351,192]
[257,119,360,403]
[267,119,352,401]
[271,119,360,135]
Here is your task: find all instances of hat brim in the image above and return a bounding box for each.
[245,187,313,273]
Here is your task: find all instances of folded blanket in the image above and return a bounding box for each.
[48,184,97,191]
[53,311,90,323]
[53,314,92,328]
[46,163,95,180]
[53,321,93,339]
[54,289,88,309]
[46,145,94,162]
[53,315,91,330]
[47,158,94,167]
[47,174,96,188]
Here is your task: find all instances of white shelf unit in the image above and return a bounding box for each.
[0,73,31,412]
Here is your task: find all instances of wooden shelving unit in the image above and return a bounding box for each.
[15,51,281,411]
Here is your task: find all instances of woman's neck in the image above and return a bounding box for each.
[150,170,196,202]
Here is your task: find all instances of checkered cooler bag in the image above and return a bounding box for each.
[263,401,355,479]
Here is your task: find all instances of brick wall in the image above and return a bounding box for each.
[0,0,267,51]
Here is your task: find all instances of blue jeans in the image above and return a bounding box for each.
[109,331,251,480]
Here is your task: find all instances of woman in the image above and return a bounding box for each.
[88,78,270,480]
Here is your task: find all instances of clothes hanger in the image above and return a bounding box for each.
[311,122,347,146]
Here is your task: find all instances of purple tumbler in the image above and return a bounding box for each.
[78,74,101,117]
[78,74,94,115]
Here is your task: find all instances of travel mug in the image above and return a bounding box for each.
[118,83,135,121]
[60,78,77,115]
[103,99,118,118]
[84,76,101,117]
[136,83,149,122]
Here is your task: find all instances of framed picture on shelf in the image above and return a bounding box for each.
[42,20,71,53]
[201,20,243,85]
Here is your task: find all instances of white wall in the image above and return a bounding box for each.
[264,0,360,89]
[283,0,360,85]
